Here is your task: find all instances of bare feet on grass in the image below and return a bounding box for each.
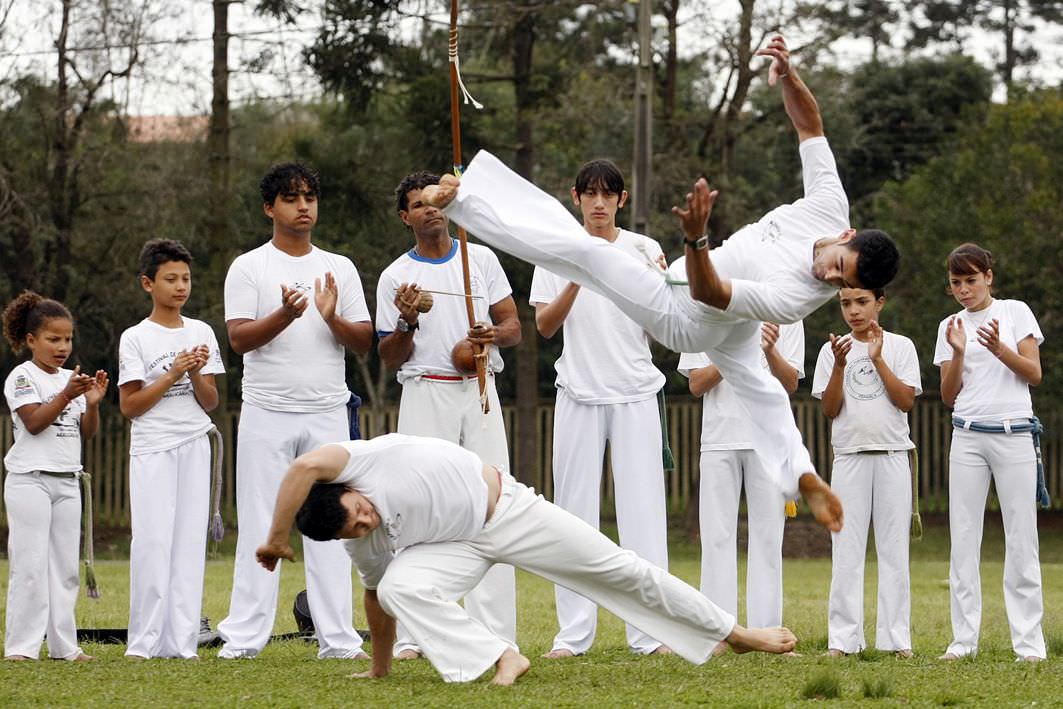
[491,648,530,686]
[650,645,673,656]
[542,648,575,659]
[395,649,422,660]
[5,655,32,661]
[724,626,797,655]
[799,472,843,532]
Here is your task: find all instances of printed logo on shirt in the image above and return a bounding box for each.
[844,355,885,401]
[290,281,312,295]
[13,374,32,395]
[383,513,403,543]
[761,219,781,245]
[48,402,81,439]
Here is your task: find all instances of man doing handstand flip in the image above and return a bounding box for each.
[421,35,900,527]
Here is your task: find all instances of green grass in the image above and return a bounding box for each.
[2,520,1063,706]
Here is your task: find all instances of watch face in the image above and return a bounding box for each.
[396,318,409,332]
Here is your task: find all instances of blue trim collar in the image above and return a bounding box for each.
[408,239,458,264]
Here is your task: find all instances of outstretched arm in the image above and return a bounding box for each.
[757,35,823,141]
[673,178,732,310]
[256,444,351,570]
[351,590,396,679]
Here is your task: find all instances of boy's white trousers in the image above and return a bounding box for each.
[218,403,364,658]
[393,373,516,653]
[549,390,668,654]
[126,435,211,658]
[3,471,83,660]
[376,478,735,682]
[946,429,1045,659]
[827,451,911,653]
[699,449,785,627]
[445,152,814,498]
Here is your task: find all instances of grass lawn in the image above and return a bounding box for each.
[2,517,1063,707]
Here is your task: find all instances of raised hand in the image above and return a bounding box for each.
[315,271,339,322]
[188,344,211,374]
[756,34,791,86]
[761,322,781,353]
[61,365,95,400]
[170,349,200,378]
[976,318,1003,356]
[280,283,310,320]
[84,370,109,406]
[829,333,852,369]
[867,320,884,361]
[945,316,966,355]
[671,178,718,240]
[422,174,459,208]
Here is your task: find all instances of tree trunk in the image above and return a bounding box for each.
[511,4,539,486]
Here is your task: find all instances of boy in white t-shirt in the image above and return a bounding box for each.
[375,170,522,658]
[812,287,921,657]
[679,322,803,632]
[117,239,225,659]
[529,158,670,658]
[217,163,373,659]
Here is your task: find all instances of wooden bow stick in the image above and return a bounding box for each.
[448,0,489,414]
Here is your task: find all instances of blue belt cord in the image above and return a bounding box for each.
[347,392,363,441]
[952,416,1050,508]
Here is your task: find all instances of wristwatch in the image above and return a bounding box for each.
[395,317,419,333]
[683,234,709,251]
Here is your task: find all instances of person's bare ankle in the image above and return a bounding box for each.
[649,645,672,656]
[395,649,421,661]
[542,648,575,659]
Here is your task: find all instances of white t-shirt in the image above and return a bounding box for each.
[529,230,666,404]
[375,241,511,383]
[118,317,226,455]
[668,137,850,325]
[933,299,1042,422]
[678,322,804,451]
[3,361,86,474]
[812,331,921,453]
[224,242,371,412]
[331,434,488,589]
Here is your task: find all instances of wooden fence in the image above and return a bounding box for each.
[2,397,1063,526]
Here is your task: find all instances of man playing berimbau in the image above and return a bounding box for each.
[254,434,799,685]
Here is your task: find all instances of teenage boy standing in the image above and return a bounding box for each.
[218,163,372,659]
[530,159,670,658]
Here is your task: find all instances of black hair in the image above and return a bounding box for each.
[260,163,321,205]
[947,242,993,276]
[394,171,442,213]
[839,286,886,300]
[296,484,350,542]
[2,290,73,355]
[138,238,193,280]
[849,229,899,290]
[574,159,625,196]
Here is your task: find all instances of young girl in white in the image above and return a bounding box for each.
[813,287,920,658]
[118,239,224,659]
[3,291,108,661]
[935,243,1046,661]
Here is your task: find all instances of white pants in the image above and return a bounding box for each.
[126,435,211,658]
[699,449,784,627]
[550,390,667,654]
[3,471,83,660]
[218,403,364,658]
[447,154,812,497]
[395,374,516,654]
[827,451,911,653]
[377,478,735,682]
[946,429,1045,658]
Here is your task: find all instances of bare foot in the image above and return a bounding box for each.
[125,654,148,661]
[711,641,729,657]
[725,626,797,655]
[542,648,575,659]
[5,655,33,661]
[782,650,803,657]
[895,649,913,659]
[351,650,370,661]
[70,653,94,662]
[826,649,845,658]
[395,649,422,661]
[799,473,843,532]
[491,648,530,686]
[938,652,960,661]
[1021,655,1045,663]
[650,645,673,655]
[422,176,459,209]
